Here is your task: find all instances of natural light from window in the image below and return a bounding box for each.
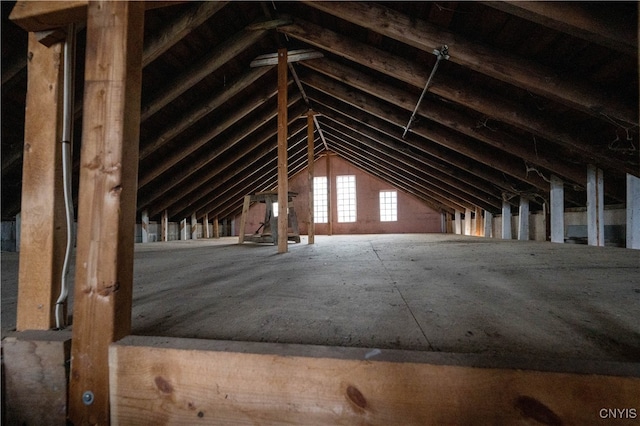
[380,190,397,222]
[336,175,356,223]
[313,176,328,223]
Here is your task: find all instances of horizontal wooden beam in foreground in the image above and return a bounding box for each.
[9,1,188,32]
[110,336,640,425]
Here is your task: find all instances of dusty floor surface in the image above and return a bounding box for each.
[2,234,640,363]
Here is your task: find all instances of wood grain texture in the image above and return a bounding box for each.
[110,336,640,425]
[68,1,145,424]
[3,331,72,425]
[307,111,315,244]
[16,32,65,331]
[277,49,289,253]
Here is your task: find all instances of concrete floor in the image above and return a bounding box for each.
[2,234,640,364]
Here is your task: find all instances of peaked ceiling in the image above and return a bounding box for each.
[2,1,638,222]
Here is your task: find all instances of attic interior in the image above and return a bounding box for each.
[1,1,640,424]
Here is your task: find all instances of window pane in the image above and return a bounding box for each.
[313,176,328,223]
[380,190,397,222]
[336,175,356,223]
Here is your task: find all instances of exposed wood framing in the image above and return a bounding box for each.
[16,33,65,331]
[3,331,72,425]
[302,1,636,126]
[482,1,636,56]
[110,336,640,424]
[307,110,315,244]
[68,2,145,423]
[277,49,289,253]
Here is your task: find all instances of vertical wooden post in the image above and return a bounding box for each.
[550,175,565,243]
[454,210,462,235]
[180,218,188,240]
[502,200,512,239]
[141,210,149,243]
[204,213,210,239]
[475,207,483,236]
[191,212,198,240]
[307,110,315,244]
[161,209,169,242]
[214,215,220,239]
[68,2,144,424]
[326,154,333,236]
[277,48,288,253]
[464,208,472,236]
[627,173,640,249]
[16,33,66,331]
[238,195,251,244]
[518,197,530,240]
[587,165,604,246]
[484,211,493,238]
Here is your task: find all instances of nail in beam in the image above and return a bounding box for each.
[277,48,288,253]
[68,2,145,423]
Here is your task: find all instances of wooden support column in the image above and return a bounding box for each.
[161,209,169,242]
[464,208,472,236]
[307,110,315,244]
[141,210,149,243]
[277,48,289,253]
[16,33,66,331]
[518,197,530,240]
[204,213,210,239]
[191,212,198,240]
[180,218,188,240]
[587,165,605,247]
[550,175,565,243]
[68,2,145,424]
[502,200,512,239]
[326,153,333,236]
[238,195,251,244]
[454,210,462,235]
[475,207,483,236]
[214,215,220,239]
[484,211,493,238]
[627,173,640,249]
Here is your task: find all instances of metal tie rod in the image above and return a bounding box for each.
[402,45,449,139]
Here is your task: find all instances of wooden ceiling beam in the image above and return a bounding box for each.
[139,91,301,211]
[305,85,579,206]
[325,140,457,214]
[315,105,503,210]
[280,20,637,176]
[201,138,317,220]
[482,1,637,56]
[300,1,637,126]
[139,84,286,188]
[300,73,550,194]
[142,1,228,67]
[301,58,589,188]
[146,95,304,216]
[139,66,272,160]
[9,1,193,33]
[321,123,497,212]
[141,28,267,121]
[148,104,308,218]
